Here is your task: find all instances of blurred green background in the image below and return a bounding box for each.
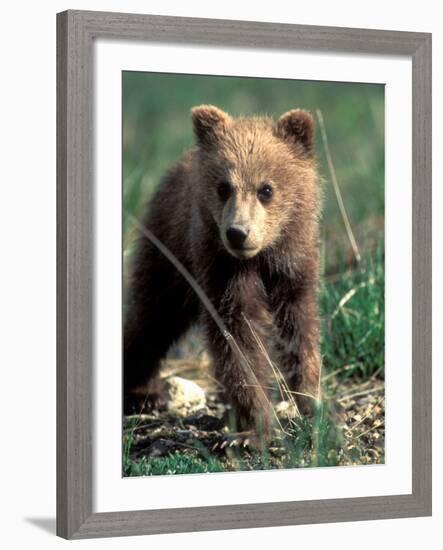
[123,71,384,272]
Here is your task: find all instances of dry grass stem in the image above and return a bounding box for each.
[128,212,289,434]
[242,313,301,416]
[331,279,374,319]
[338,385,384,403]
[354,420,385,440]
[316,109,361,264]
[243,384,317,401]
[321,363,358,382]
[345,396,384,436]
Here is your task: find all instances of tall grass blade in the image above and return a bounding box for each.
[316,109,361,264]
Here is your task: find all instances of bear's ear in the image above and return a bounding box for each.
[274,109,314,157]
[192,105,231,148]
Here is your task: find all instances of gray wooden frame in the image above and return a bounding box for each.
[57,9,432,539]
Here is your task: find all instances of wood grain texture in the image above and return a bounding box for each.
[68,9,428,54]
[57,10,93,538]
[56,10,432,539]
[411,34,432,511]
[56,11,68,537]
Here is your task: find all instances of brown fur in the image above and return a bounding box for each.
[124,105,321,433]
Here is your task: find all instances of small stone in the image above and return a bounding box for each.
[166,376,207,417]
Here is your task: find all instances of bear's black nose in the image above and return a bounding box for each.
[226,225,249,249]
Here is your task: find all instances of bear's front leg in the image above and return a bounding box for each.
[203,269,275,435]
[272,281,321,416]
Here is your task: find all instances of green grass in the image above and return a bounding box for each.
[122,248,384,476]
[124,454,224,477]
[321,245,385,380]
[122,72,385,476]
[123,403,341,477]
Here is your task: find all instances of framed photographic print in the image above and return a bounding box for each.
[57,10,432,539]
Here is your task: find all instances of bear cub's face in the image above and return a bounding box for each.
[192,105,316,260]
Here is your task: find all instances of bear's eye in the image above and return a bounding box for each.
[258,183,273,203]
[217,181,232,202]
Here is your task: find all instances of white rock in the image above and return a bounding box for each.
[166,376,207,417]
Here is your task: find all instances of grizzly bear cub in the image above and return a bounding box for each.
[124,105,321,433]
